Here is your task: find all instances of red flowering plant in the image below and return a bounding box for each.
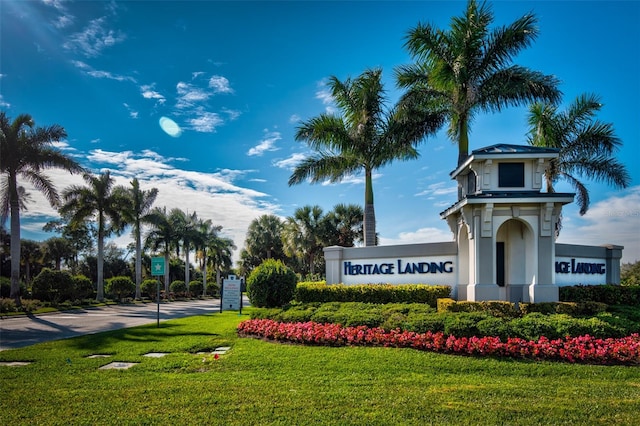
[237,319,640,366]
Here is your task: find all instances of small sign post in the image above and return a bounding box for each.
[151,257,165,327]
[221,275,242,314]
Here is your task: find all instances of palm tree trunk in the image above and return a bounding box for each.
[135,226,142,299]
[363,169,376,246]
[184,243,190,289]
[9,187,21,306]
[457,117,470,167]
[202,253,207,297]
[96,228,105,301]
[164,251,170,296]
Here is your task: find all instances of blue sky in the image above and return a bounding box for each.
[2,0,639,264]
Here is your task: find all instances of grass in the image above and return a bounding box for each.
[1,310,640,425]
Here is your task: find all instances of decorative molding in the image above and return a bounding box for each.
[540,202,554,237]
[482,203,493,237]
[534,158,545,189]
[482,159,492,190]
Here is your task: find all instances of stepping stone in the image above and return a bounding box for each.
[0,361,32,367]
[143,352,169,358]
[87,354,112,359]
[99,362,138,370]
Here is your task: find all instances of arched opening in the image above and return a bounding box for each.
[496,219,535,303]
[457,222,470,300]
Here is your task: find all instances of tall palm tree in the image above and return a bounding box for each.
[194,217,221,296]
[145,206,177,294]
[170,208,199,288]
[121,178,158,299]
[0,112,84,304]
[527,93,630,226]
[202,230,235,296]
[290,68,444,246]
[282,205,325,276]
[60,171,128,301]
[396,0,561,167]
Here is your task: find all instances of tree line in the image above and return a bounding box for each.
[2,1,630,304]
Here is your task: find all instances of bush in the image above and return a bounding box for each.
[438,299,518,318]
[106,276,135,301]
[559,284,640,306]
[141,279,160,299]
[520,301,608,316]
[443,312,488,337]
[296,282,450,306]
[32,268,74,303]
[170,280,187,297]
[247,259,297,308]
[205,281,220,297]
[72,275,94,300]
[189,280,203,297]
[0,277,10,298]
[0,298,17,313]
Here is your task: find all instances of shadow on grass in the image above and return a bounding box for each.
[69,322,220,352]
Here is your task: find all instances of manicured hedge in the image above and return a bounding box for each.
[560,284,640,306]
[437,298,519,318]
[519,301,608,316]
[295,282,451,307]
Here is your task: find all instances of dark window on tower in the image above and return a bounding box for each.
[498,163,525,187]
[467,171,477,194]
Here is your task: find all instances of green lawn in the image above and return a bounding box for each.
[1,311,639,425]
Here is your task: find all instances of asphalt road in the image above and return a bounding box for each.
[0,298,246,351]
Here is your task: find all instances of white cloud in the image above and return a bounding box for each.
[289,114,301,124]
[63,17,126,57]
[274,153,307,170]
[123,103,138,119]
[140,84,166,104]
[222,108,241,121]
[415,181,458,198]
[247,130,281,156]
[379,227,455,246]
[0,95,9,108]
[209,75,233,93]
[188,111,223,133]
[71,60,135,83]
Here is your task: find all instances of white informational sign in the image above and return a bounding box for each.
[221,275,242,311]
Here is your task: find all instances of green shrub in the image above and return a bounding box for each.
[106,276,135,301]
[477,317,513,341]
[189,280,203,297]
[72,275,94,300]
[559,284,640,306]
[296,282,450,306]
[32,268,74,303]
[0,298,17,313]
[438,299,518,318]
[437,298,456,313]
[204,281,220,297]
[170,280,187,297]
[141,279,160,299]
[509,313,560,340]
[520,301,608,316]
[0,277,10,298]
[247,259,297,308]
[443,312,488,337]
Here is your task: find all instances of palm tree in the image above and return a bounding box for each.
[194,217,221,296]
[43,236,73,270]
[289,68,444,246]
[169,208,199,288]
[282,205,325,276]
[527,93,630,228]
[0,112,84,304]
[244,214,285,261]
[203,232,235,296]
[121,178,158,299]
[322,203,364,247]
[396,0,561,167]
[145,206,177,294]
[60,171,128,301]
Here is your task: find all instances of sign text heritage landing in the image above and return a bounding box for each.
[343,259,454,276]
